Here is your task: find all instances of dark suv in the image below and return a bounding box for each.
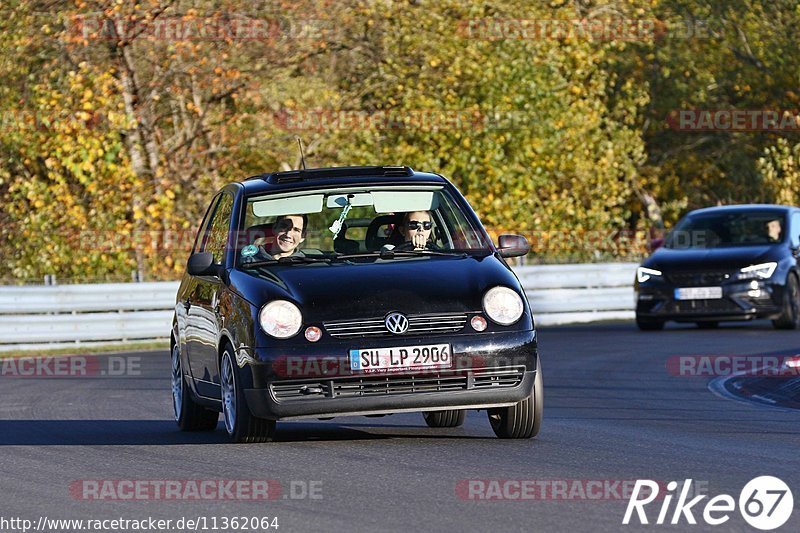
[635,204,800,330]
[171,166,542,442]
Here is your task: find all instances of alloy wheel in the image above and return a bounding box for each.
[221,351,237,435]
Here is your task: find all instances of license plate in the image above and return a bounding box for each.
[674,287,723,300]
[349,344,451,374]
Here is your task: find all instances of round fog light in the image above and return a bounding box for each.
[305,326,322,342]
[471,315,488,332]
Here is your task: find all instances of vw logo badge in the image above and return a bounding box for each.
[385,312,409,335]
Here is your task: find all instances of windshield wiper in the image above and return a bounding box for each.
[239,256,332,268]
[385,249,468,257]
[333,249,469,260]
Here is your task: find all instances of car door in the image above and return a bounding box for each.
[176,195,219,368]
[186,192,234,399]
[791,211,800,264]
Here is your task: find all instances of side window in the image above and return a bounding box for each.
[792,213,800,247]
[201,193,234,264]
[192,195,220,254]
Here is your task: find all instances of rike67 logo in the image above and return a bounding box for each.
[623,476,793,530]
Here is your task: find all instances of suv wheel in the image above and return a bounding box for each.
[172,343,218,431]
[423,410,466,428]
[773,274,800,330]
[220,344,276,443]
[488,361,543,439]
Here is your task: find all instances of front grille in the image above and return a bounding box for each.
[270,366,525,402]
[323,313,468,338]
[673,299,743,314]
[667,271,734,286]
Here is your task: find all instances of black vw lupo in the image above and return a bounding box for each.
[171,166,542,442]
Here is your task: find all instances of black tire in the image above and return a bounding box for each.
[172,342,219,431]
[773,274,800,330]
[423,410,466,428]
[696,321,719,329]
[636,317,665,331]
[220,344,276,443]
[488,360,543,439]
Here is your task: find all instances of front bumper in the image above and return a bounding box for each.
[241,329,538,420]
[636,279,782,322]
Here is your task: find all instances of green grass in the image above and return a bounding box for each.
[0,340,170,358]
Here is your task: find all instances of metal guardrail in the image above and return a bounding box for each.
[0,263,638,351]
[517,263,637,326]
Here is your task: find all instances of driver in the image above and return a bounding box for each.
[767,218,782,242]
[244,214,307,261]
[397,210,435,250]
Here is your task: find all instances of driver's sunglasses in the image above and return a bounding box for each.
[407,220,432,230]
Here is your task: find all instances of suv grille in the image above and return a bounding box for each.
[667,271,734,286]
[270,366,525,402]
[323,313,468,338]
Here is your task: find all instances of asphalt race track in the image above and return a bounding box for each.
[1,322,799,532]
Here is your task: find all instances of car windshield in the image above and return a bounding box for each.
[236,185,492,265]
[665,210,787,249]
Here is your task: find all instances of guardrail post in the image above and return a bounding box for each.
[43,274,56,286]
[131,270,143,283]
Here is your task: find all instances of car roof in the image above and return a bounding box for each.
[687,204,798,217]
[239,166,449,195]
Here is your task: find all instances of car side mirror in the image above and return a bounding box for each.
[497,234,530,258]
[187,252,221,277]
[649,238,664,252]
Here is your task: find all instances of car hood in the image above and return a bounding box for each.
[644,245,783,271]
[229,254,527,322]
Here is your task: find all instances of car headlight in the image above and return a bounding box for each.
[637,267,663,283]
[482,286,524,325]
[737,262,777,280]
[259,300,303,338]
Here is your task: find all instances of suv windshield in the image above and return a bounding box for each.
[665,210,787,249]
[236,185,492,265]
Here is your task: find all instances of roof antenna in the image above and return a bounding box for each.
[296,136,307,170]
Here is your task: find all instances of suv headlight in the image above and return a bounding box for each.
[637,267,662,283]
[737,262,777,280]
[483,286,524,325]
[259,300,303,338]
